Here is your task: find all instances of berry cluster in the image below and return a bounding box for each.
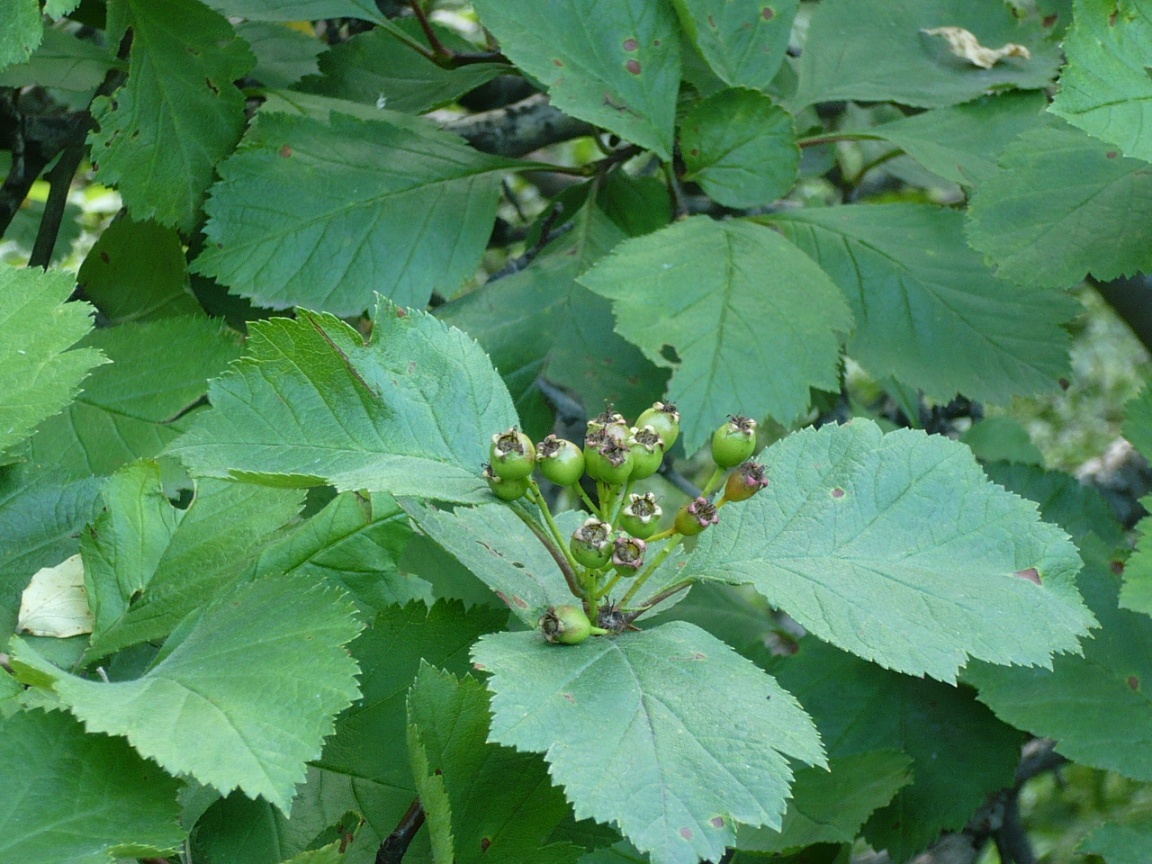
[483,403,770,645]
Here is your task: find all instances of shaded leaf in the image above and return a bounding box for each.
[169,304,518,504]
[0,0,41,72]
[770,204,1075,403]
[580,217,851,454]
[473,622,825,864]
[681,420,1093,680]
[12,574,363,812]
[472,0,680,158]
[966,123,1152,288]
[237,20,326,90]
[959,417,1044,465]
[1051,0,1152,163]
[0,709,183,864]
[0,27,116,91]
[0,265,106,457]
[193,107,518,315]
[90,0,255,231]
[671,0,797,89]
[1079,811,1152,864]
[680,89,798,208]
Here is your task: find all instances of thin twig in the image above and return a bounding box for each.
[376,799,426,864]
[28,134,85,268]
[408,0,448,57]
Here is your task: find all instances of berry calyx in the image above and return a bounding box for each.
[483,464,529,501]
[711,415,757,468]
[490,427,536,480]
[636,402,680,450]
[628,425,665,480]
[539,605,594,644]
[571,518,612,568]
[724,461,769,502]
[619,492,662,539]
[674,496,720,536]
[536,435,585,486]
[612,535,647,576]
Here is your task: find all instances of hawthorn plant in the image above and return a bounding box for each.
[2,1,1152,863]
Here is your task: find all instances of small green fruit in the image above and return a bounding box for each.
[539,605,593,645]
[586,439,634,485]
[619,492,661,539]
[571,518,612,568]
[635,402,680,450]
[537,435,585,486]
[674,496,719,536]
[628,425,665,480]
[711,415,757,469]
[611,534,646,576]
[484,464,529,501]
[490,427,536,480]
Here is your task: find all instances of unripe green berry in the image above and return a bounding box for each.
[635,402,680,450]
[484,464,529,501]
[536,435,585,486]
[586,439,634,485]
[628,425,665,480]
[711,415,757,469]
[540,605,593,645]
[612,534,646,576]
[619,492,662,539]
[674,496,720,536]
[724,461,769,502]
[490,427,536,480]
[571,518,612,568]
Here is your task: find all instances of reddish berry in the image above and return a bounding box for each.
[725,461,769,502]
[674,496,720,536]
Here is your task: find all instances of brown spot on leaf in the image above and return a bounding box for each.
[624,38,638,51]
[831,487,845,499]
[626,59,641,75]
[1059,377,1071,390]
[396,307,407,318]
[434,768,442,775]
[1110,10,1118,25]
[1043,13,1057,27]
[512,595,529,609]
[680,828,693,841]
[100,251,110,264]
[1014,567,1042,585]
[481,837,491,852]
[1112,560,1125,575]
[1107,151,1119,159]
[495,590,512,607]
[473,662,486,671]
[206,77,219,95]
[711,817,725,828]
[1129,675,1140,690]
[553,58,564,67]
[689,148,699,157]
[563,692,576,703]
[707,15,716,27]
[762,6,775,20]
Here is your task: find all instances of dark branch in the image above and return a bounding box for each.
[376,799,426,864]
[446,93,596,156]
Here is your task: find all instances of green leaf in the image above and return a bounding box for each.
[794,0,1062,109]
[236,21,326,90]
[90,0,255,231]
[320,601,507,793]
[192,108,519,315]
[1079,811,1152,864]
[84,475,305,659]
[769,204,1075,403]
[0,709,183,863]
[871,91,1048,186]
[472,0,680,158]
[680,89,798,208]
[473,622,825,864]
[580,217,851,454]
[967,540,1152,781]
[0,265,106,457]
[1051,0,1152,162]
[0,0,41,72]
[647,581,780,666]
[681,420,1093,681]
[302,22,504,114]
[402,500,576,626]
[407,665,583,864]
[735,752,912,855]
[12,574,363,812]
[78,217,202,323]
[253,491,429,614]
[671,0,797,89]
[438,199,666,422]
[966,123,1152,288]
[959,416,1044,465]
[1123,386,1152,460]
[773,639,1023,860]
[0,467,101,647]
[0,27,117,92]
[28,317,243,479]
[203,0,386,21]
[169,304,519,504]
[1121,504,1152,615]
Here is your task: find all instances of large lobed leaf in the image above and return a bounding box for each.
[681,419,1094,681]
[966,123,1152,288]
[769,204,1075,404]
[90,0,255,231]
[473,0,680,159]
[1051,0,1152,163]
[193,105,521,315]
[169,303,519,504]
[579,217,851,455]
[473,622,825,864]
[11,574,363,812]
[0,265,106,458]
[0,710,183,864]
